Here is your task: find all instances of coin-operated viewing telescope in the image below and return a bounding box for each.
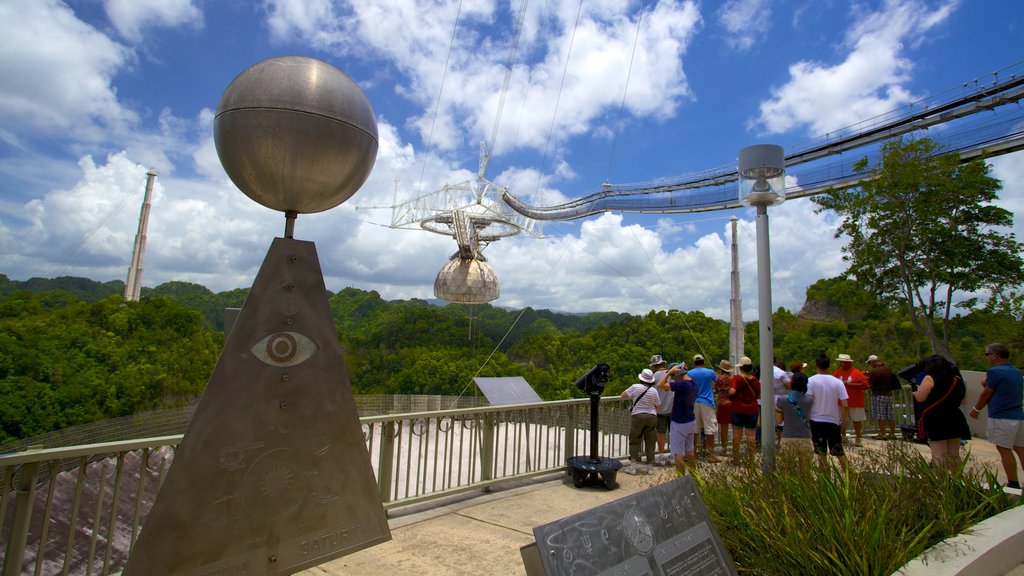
[575,362,610,396]
[567,363,621,489]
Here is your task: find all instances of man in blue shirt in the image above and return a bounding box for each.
[970,343,1024,490]
[688,355,721,463]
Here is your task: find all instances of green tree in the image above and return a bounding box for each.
[813,136,1024,359]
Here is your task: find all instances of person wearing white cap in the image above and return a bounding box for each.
[620,368,661,475]
[687,355,721,463]
[834,353,869,446]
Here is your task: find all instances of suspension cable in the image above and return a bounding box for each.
[415,1,465,194]
[606,0,647,184]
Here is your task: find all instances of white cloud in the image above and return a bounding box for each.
[988,153,1024,242]
[263,1,700,162]
[753,0,959,136]
[717,0,771,51]
[262,0,340,45]
[0,0,136,141]
[104,0,203,43]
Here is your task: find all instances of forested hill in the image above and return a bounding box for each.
[1,274,1020,444]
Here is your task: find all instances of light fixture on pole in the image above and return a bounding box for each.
[738,144,785,473]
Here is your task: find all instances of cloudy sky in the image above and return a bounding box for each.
[0,0,1021,320]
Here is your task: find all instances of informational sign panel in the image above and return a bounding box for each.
[474,376,543,405]
[528,475,737,576]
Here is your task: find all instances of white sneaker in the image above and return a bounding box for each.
[646,465,656,475]
[622,464,638,475]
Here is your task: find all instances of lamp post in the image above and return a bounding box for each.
[738,144,786,473]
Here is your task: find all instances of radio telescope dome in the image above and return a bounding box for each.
[434,257,500,304]
[214,56,378,214]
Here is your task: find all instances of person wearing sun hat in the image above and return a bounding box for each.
[833,353,869,446]
[620,368,661,475]
[727,356,761,463]
[714,359,734,455]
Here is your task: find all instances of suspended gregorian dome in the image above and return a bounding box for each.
[434,257,499,304]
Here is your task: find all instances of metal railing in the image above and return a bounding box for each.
[0,389,921,576]
[0,397,631,576]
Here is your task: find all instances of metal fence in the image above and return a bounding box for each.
[0,389,921,576]
[0,397,631,576]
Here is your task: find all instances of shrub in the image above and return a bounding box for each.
[692,442,1013,575]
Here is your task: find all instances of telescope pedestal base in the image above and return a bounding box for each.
[566,456,622,490]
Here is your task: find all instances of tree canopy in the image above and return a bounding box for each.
[812,136,1024,358]
[1,272,1021,444]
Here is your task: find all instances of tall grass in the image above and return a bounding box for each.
[691,442,1015,575]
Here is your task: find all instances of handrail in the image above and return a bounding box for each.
[1,392,915,575]
[0,396,631,576]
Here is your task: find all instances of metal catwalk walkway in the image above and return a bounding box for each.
[503,61,1024,220]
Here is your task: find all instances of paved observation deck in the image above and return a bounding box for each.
[303,436,1023,576]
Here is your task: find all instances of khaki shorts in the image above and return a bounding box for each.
[695,403,719,437]
[848,407,866,422]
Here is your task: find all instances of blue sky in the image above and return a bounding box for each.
[0,0,1021,319]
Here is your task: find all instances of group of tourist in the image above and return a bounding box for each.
[619,344,1024,489]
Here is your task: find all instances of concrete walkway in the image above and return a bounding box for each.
[301,436,1020,576]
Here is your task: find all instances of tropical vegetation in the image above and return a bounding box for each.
[1,271,1021,445]
[695,443,1013,575]
[813,136,1024,359]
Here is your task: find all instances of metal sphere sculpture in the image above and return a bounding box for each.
[214,56,378,215]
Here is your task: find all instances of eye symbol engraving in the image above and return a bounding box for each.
[251,331,318,367]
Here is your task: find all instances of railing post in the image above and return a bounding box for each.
[480,414,495,482]
[564,404,577,461]
[3,461,40,576]
[377,421,396,503]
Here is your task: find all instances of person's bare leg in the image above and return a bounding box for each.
[853,421,863,444]
[744,430,756,463]
[732,427,742,461]
[1013,446,1024,480]
[998,446,1019,485]
[704,435,720,463]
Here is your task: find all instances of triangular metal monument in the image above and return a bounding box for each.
[124,238,390,574]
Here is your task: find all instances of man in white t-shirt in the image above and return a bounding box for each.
[806,354,849,468]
